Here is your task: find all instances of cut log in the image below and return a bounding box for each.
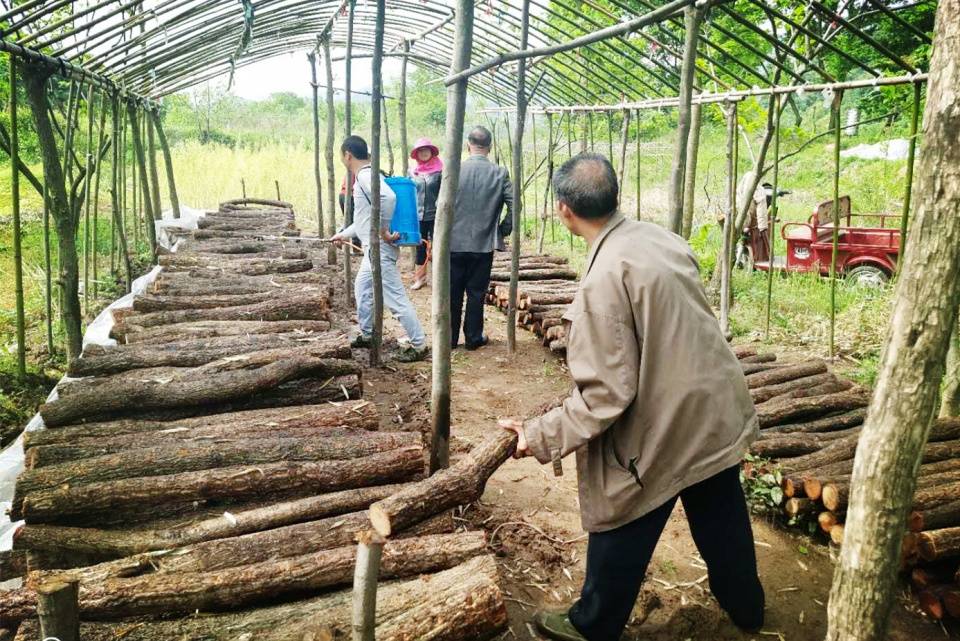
[761,408,867,434]
[818,511,839,533]
[757,389,871,428]
[750,373,839,404]
[114,294,331,337]
[745,360,828,389]
[784,498,814,517]
[752,435,826,459]
[11,554,508,641]
[760,379,854,405]
[15,483,408,558]
[69,332,351,377]
[918,587,947,620]
[740,353,777,364]
[801,457,960,504]
[19,446,424,524]
[123,319,333,344]
[1,532,486,624]
[165,257,314,275]
[918,527,960,562]
[369,430,517,537]
[14,433,419,504]
[741,363,784,376]
[733,346,757,359]
[132,291,279,312]
[40,355,356,427]
[489,268,578,281]
[830,524,845,545]
[910,564,958,590]
[909,500,960,533]
[822,482,849,513]
[25,400,377,451]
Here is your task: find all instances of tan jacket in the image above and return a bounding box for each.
[523,214,758,532]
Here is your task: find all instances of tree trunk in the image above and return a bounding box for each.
[23,66,84,360]
[19,446,424,524]
[941,315,960,417]
[826,5,960,638]
[10,554,507,641]
[126,102,157,256]
[150,109,180,219]
[145,110,162,220]
[323,38,338,265]
[371,429,516,536]
[681,101,703,239]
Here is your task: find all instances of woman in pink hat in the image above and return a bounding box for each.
[409,137,442,290]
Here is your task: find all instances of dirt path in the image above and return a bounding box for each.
[362,267,946,641]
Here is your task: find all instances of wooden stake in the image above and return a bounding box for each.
[635,109,641,221]
[617,108,631,204]
[322,39,338,266]
[507,0,530,356]
[37,580,79,641]
[898,81,922,262]
[343,0,356,306]
[382,96,394,176]
[680,101,702,239]
[828,90,843,359]
[83,85,95,316]
[110,96,133,292]
[430,0,474,472]
[146,104,162,219]
[399,40,410,177]
[351,530,385,641]
[719,102,738,338]
[369,0,386,367]
[765,94,782,339]
[151,107,181,219]
[275,179,282,202]
[9,55,25,380]
[309,51,323,239]
[127,101,157,258]
[667,4,705,235]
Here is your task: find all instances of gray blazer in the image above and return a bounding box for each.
[451,154,513,253]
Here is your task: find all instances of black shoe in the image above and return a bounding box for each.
[465,336,489,351]
[351,334,372,349]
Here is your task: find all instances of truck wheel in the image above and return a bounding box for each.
[846,265,889,287]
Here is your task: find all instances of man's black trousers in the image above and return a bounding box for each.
[568,465,765,641]
[450,251,493,348]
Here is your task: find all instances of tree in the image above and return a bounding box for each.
[826,2,960,639]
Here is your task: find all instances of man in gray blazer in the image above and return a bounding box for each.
[450,126,513,349]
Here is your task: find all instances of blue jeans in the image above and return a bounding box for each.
[356,248,426,348]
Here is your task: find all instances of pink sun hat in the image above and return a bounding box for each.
[410,137,440,159]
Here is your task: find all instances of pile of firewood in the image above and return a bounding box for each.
[737,348,960,622]
[0,201,509,641]
[486,254,578,353]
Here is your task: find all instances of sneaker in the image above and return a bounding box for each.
[534,612,588,641]
[411,278,426,291]
[395,344,429,363]
[465,336,489,351]
[351,334,373,349]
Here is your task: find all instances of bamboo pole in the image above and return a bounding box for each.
[37,580,79,641]
[369,0,386,368]
[322,38,338,266]
[92,91,108,301]
[828,90,843,359]
[127,101,156,258]
[430,0,473,473]
[606,111,614,162]
[151,108,181,219]
[308,51,323,239]
[110,96,133,292]
[82,85,95,316]
[507,0,531,356]
[146,105,162,219]
[765,94,782,339]
[382,96,394,176]
[617,108,631,203]
[898,81,922,262]
[9,56,25,379]
[680,101,702,239]
[351,531,385,641]
[399,40,409,177]
[719,102,738,338]
[667,4,704,235]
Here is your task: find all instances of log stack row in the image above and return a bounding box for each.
[738,348,960,623]
[485,253,578,353]
[0,201,509,641]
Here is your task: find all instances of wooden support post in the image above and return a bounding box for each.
[565,110,572,157]
[351,531,385,641]
[92,91,107,301]
[369,0,386,367]
[587,112,594,151]
[719,102,738,338]
[680,100,702,239]
[382,96,394,176]
[617,108,631,204]
[275,180,282,202]
[528,113,536,233]
[507,0,530,356]
[43,181,54,355]
[667,4,704,235]
[241,177,246,199]
[146,105,162,219]
[9,55,25,380]
[399,41,410,177]
[37,580,79,641]
[764,94,782,339]
[309,51,323,239]
[538,113,554,254]
[82,85,94,316]
[430,0,474,473]
[127,101,157,258]
[110,96,133,292]
[635,109,641,221]
[606,111,614,162]
[151,108,181,219]
[828,90,843,359]
[323,39,339,266]
[898,81,922,262]
[826,7,960,636]
[579,112,587,154]
[343,0,356,305]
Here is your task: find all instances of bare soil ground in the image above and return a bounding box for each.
[359,267,948,641]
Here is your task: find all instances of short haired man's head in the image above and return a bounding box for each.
[467,126,492,151]
[553,153,619,220]
[340,135,370,164]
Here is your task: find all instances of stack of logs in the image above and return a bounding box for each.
[738,348,960,623]
[486,254,578,353]
[0,200,509,641]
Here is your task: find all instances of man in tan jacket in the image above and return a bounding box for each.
[501,154,764,641]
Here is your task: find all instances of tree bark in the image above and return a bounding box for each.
[126,102,157,256]
[761,408,867,434]
[11,554,507,641]
[681,101,703,239]
[150,109,181,219]
[942,316,960,417]
[757,388,870,428]
[918,527,960,562]
[20,446,424,524]
[744,360,827,389]
[36,580,78,641]
[121,319,333,344]
[827,4,960,638]
[489,268,578,281]
[371,429,516,536]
